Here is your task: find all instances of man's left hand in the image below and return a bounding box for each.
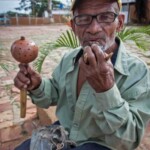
[79,44,114,93]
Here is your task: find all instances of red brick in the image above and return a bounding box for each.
[1,76,11,81]
[0,110,13,120]
[0,102,12,113]
[0,125,22,142]
[0,91,9,98]
[1,80,13,86]
[0,97,10,105]
[0,110,13,129]
[18,108,37,123]
[11,86,20,94]
[0,86,5,93]
[26,99,36,109]
[1,136,29,150]
[0,121,13,129]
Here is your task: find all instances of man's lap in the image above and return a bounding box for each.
[15,121,110,150]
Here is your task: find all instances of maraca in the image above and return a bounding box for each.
[11,36,38,118]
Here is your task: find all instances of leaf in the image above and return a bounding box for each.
[54,29,80,48]
[118,26,150,51]
[33,42,56,73]
[0,63,17,72]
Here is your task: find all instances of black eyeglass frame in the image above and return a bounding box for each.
[73,12,119,26]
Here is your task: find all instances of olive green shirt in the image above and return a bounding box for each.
[30,39,150,150]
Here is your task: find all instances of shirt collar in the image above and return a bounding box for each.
[74,48,83,64]
[114,37,130,76]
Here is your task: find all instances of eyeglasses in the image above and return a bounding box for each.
[73,12,118,26]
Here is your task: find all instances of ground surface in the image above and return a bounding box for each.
[0,25,150,150]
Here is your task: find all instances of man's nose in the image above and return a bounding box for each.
[87,18,102,34]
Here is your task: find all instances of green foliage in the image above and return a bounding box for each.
[16,0,48,16]
[54,26,150,52]
[0,63,10,72]
[0,62,17,73]
[54,29,80,49]
[0,42,16,72]
[118,26,150,51]
[54,26,150,51]
[16,0,64,17]
[6,11,29,17]
[33,42,57,73]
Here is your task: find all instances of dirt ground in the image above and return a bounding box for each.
[0,25,150,150]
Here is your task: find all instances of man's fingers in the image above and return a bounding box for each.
[15,64,42,91]
[14,66,31,90]
[83,46,97,66]
[18,72,30,84]
[91,44,105,63]
[79,56,88,69]
[91,44,113,63]
[83,53,88,64]
[19,64,28,75]
[14,76,28,89]
[26,65,35,76]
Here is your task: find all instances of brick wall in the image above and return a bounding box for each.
[10,15,68,26]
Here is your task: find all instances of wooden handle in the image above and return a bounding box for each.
[20,89,27,118]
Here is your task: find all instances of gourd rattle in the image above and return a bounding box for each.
[11,36,38,118]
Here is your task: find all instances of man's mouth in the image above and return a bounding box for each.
[83,39,106,51]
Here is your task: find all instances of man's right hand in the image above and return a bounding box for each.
[14,64,42,91]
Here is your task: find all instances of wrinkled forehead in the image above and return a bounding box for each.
[72,0,119,14]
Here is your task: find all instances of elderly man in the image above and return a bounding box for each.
[15,0,150,149]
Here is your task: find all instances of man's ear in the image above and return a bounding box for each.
[116,14,125,32]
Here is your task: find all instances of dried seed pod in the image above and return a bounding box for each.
[11,36,38,64]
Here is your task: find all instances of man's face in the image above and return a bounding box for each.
[71,0,124,51]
